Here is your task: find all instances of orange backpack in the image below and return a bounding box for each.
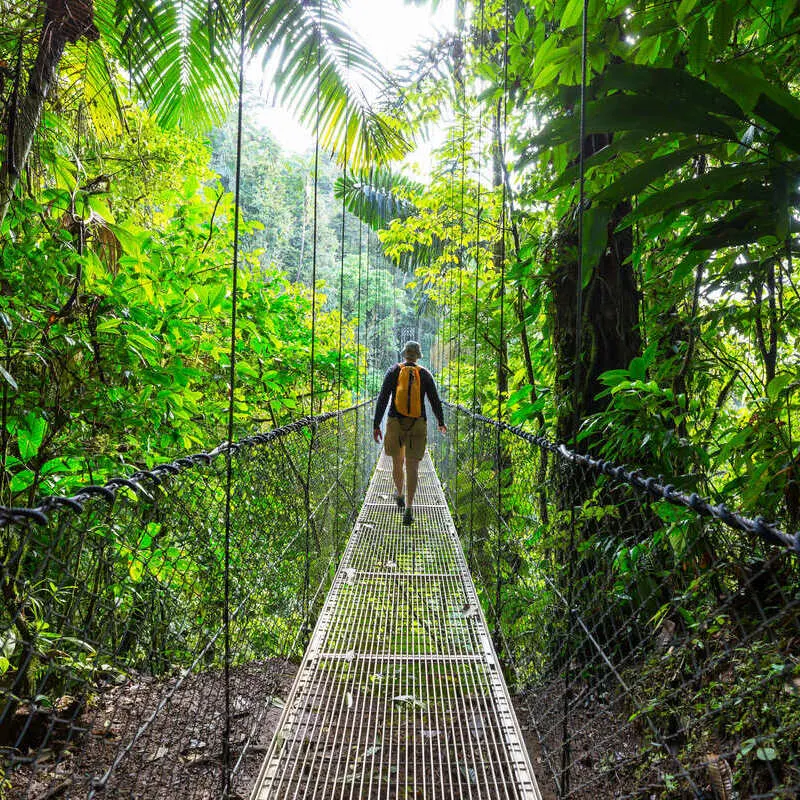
[395,364,422,418]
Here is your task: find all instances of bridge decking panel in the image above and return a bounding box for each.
[252,453,541,800]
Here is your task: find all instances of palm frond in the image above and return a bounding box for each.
[335,167,423,229]
[251,0,411,166]
[60,37,126,140]
[335,167,446,271]
[98,0,237,134]
[95,0,405,162]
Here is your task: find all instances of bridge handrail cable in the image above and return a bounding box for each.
[443,401,799,553]
[0,400,373,529]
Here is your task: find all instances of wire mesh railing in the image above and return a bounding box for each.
[0,402,374,799]
[432,403,800,800]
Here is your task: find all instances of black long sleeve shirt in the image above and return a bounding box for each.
[373,362,445,429]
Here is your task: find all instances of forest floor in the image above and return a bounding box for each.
[517,681,644,800]
[511,695,559,800]
[7,659,297,800]
[8,666,619,800]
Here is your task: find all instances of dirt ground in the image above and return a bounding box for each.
[6,665,632,800]
[6,659,297,800]
[513,681,646,800]
[511,695,559,800]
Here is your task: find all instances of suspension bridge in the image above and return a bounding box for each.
[252,451,539,799]
[1,402,797,799]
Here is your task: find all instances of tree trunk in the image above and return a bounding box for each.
[0,0,98,226]
[547,135,646,667]
[550,140,641,445]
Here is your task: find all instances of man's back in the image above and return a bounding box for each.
[372,342,447,526]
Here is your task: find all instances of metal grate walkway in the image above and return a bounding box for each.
[251,453,541,799]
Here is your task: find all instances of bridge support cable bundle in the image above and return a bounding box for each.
[252,452,541,800]
[434,404,800,800]
[0,405,373,798]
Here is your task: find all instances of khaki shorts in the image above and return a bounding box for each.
[384,416,427,461]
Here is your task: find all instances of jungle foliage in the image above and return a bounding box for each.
[0,0,799,797]
[363,0,800,533]
[338,0,800,582]
[0,8,417,505]
[0,103,362,505]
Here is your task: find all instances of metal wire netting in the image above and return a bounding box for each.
[432,404,800,800]
[0,403,374,799]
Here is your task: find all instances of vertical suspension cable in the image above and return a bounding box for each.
[304,0,322,636]
[454,95,467,500]
[445,132,456,404]
[573,1,589,424]
[363,232,370,391]
[441,129,458,477]
[222,0,247,794]
[353,217,364,498]
[356,219,364,398]
[494,0,510,641]
[309,11,321,417]
[378,248,385,370]
[365,229,372,390]
[334,98,349,562]
[468,0,486,562]
[392,264,396,358]
[445,256,451,403]
[562,2,590,794]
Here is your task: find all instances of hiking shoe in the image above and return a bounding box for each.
[402,507,414,526]
[394,493,405,511]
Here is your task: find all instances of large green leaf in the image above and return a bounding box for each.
[706,61,800,151]
[711,2,734,51]
[581,203,612,286]
[676,0,700,24]
[593,144,711,204]
[623,162,771,224]
[597,63,745,120]
[541,132,650,195]
[560,0,585,29]
[531,94,738,153]
[688,207,800,251]
[753,95,800,154]
[687,16,710,73]
[17,413,48,461]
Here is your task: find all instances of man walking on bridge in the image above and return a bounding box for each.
[373,341,447,526]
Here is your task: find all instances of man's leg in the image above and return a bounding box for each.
[384,419,405,506]
[392,448,405,497]
[406,456,420,508]
[402,419,427,525]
